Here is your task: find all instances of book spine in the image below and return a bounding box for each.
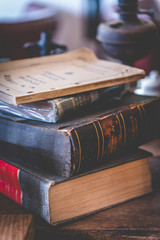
[0,159,51,223]
[51,90,99,122]
[0,85,124,123]
[51,85,124,122]
[70,98,160,175]
[0,96,160,177]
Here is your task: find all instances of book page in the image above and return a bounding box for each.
[0,48,145,105]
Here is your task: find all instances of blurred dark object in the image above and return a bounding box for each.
[85,0,101,39]
[0,2,67,60]
[96,0,158,66]
[24,31,67,58]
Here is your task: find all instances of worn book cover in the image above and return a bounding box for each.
[0,84,125,123]
[0,149,152,225]
[0,48,144,105]
[0,93,159,177]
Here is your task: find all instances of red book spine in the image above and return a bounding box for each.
[0,158,51,222]
[0,159,22,205]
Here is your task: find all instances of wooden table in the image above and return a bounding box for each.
[0,139,160,240]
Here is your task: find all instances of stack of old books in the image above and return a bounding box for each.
[0,48,160,225]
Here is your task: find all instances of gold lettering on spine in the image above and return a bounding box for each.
[93,123,100,162]
[76,95,82,109]
[71,97,76,111]
[137,105,144,126]
[73,130,82,173]
[130,106,137,142]
[97,121,104,160]
[55,100,63,119]
[79,95,83,107]
[119,113,126,147]
[140,104,146,119]
[140,104,147,134]
[116,114,122,148]
[137,105,143,124]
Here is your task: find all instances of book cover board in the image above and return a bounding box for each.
[0,48,145,105]
[0,93,160,177]
[0,149,153,225]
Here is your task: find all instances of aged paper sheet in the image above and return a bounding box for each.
[0,48,145,105]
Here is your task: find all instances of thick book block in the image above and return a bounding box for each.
[0,93,160,177]
[0,149,153,225]
[0,48,144,105]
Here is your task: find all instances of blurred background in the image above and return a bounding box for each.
[0,0,160,76]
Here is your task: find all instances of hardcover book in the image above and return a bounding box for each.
[0,149,152,225]
[0,93,159,177]
[0,48,144,105]
[0,84,125,123]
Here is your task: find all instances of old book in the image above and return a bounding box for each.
[0,48,144,105]
[0,93,159,177]
[0,84,124,123]
[0,149,153,225]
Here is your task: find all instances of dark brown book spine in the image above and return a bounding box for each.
[70,98,160,175]
[0,95,160,177]
[52,85,124,122]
